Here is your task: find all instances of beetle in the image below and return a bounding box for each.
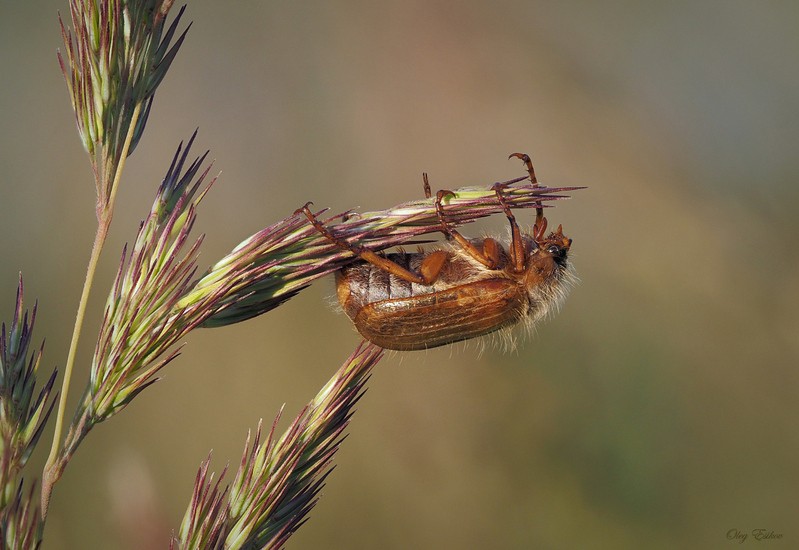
[297,153,575,351]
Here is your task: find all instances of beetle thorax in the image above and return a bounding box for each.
[520,230,574,324]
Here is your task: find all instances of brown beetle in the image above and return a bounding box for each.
[298,154,575,351]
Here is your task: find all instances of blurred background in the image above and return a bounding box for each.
[2,1,798,548]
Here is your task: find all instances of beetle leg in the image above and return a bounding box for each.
[490,182,526,273]
[435,190,500,269]
[509,152,544,230]
[509,152,538,184]
[533,216,548,242]
[424,173,453,242]
[422,172,432,199]
[295,203,445,285]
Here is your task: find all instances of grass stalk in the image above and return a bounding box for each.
[41,104,141,518]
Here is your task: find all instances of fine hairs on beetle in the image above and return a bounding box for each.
[298,153,577,351]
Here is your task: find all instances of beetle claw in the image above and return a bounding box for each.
[294,201,314,216]
[422,173,432,199]
[436,189,456,202]
[509,152,537,185]
[508,152,530,162]
[491,180,509,192]
[509,152,543,228]
[434,189,456,230]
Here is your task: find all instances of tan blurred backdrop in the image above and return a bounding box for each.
[2,1,798,549]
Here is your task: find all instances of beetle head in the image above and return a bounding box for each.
[523,222,572,284]
[540,224,571,267]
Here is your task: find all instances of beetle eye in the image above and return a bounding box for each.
[547,244,568,265]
